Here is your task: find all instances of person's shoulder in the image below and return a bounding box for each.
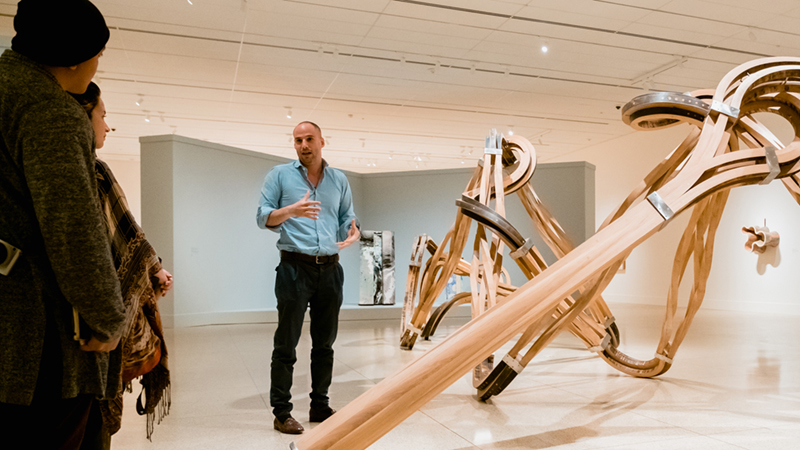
[268,161,298,177]
[273,161,298,171]
[263,161,297,186]
[0,51,68,107]
[326,165,349,180]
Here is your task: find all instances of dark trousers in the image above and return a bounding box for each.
[0,394,93,449]
[270,259,344,419]
[79,399,111,450]
[0,316,93,449]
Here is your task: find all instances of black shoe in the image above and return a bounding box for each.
[274,416,304,434]
[309,406,336,423]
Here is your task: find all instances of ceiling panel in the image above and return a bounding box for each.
[5,0,800,173]
[522,0,652,22]
[513,5,635,31]
[699,0,800,14]
[660,0,775,27]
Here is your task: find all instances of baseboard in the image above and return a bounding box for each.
[167,303,472,328]
[603,294,800,315]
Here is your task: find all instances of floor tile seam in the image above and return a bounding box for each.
[224,324,272,411]
[415,409,483,449]
[703,433,752,449]
[569,431,712,450]
[540,382,725,437]
[332,355,379,388]
[702,423,784,436]
[634,413,727,441]
[160,410,274,420]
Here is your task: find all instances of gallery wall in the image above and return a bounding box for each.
[139,135,594,327]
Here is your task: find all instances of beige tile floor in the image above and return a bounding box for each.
[113,303,800,449]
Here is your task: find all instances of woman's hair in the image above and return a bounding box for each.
[70,81,101,117]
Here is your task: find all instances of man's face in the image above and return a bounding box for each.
[66,49,103,94]
[293,123,324,168]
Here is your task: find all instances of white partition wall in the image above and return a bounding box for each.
[141,135,594,327]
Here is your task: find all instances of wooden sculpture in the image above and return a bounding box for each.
[399,130,618,399]
[291,57,800,450]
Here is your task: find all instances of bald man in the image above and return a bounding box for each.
[257,121,360,434]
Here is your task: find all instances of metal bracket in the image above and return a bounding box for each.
[654,352,673,364]
[509,238,534,260]
[760,146,780,185]
[502,353,524,373]
[589,333,611,353]
[0,238,22,276]
[603,316,616,329]
[710,100,740,119]
[646,191,674,221]
[405,324,422,336]
[484,129,503,155]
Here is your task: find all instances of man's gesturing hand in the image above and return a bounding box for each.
[336,219,360,250]
[292,190,321,220]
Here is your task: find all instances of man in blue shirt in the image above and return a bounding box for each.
[257,121,359,435]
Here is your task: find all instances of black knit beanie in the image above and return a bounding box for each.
[11,0,109,67]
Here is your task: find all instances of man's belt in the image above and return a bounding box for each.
[281,251,339,265]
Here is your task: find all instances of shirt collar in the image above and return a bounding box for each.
[293,159,329,174]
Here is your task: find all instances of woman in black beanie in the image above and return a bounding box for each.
[12,0,109,68]
[0,1,126,448]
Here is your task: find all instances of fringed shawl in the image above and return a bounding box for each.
[95,158,171,440]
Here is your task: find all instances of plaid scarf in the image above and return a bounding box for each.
[95,158,171,440]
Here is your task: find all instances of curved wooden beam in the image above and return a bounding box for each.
[293,58,800,450]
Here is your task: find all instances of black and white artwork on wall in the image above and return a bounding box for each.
[359,230,395,305]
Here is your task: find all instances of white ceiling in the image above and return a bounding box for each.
[2,0,800,172]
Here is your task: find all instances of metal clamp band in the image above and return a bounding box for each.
[289,443,299,450]
[710,100,740,119]
[589,333,611,353]
[502,353,524,373]
[409,258,422,267]
[603,316,616,328]
[0,238,22,276]
[760,146,780,185]
[509,238,534,260]
[405,324,422,336]
[484,129,503,155]
[654,352,673,364]
[646,191,674,221]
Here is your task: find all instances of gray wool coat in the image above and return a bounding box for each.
[0,50,126,405]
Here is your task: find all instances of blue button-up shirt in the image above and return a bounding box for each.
[257,160,358,256]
